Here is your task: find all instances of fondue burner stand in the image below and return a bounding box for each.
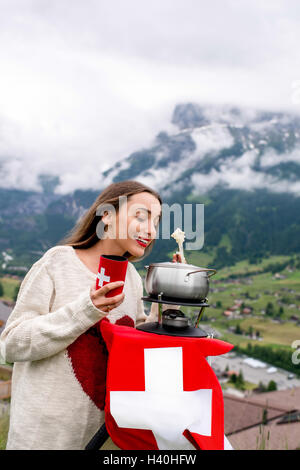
[137,292,210,338]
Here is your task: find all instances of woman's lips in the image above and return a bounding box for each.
[135,237,150,248]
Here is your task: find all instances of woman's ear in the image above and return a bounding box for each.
[101,210,113,226]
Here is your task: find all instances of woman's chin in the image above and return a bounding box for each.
[128,243,145,257]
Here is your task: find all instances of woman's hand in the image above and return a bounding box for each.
[172,252,186,263]
[90,281,125,313]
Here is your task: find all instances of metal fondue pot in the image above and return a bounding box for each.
[144,262,217,301]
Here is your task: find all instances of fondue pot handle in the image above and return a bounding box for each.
[184,268,217,282]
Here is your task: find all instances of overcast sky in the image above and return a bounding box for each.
[1,0,300,193]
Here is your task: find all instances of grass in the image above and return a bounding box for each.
[234,317,300,347]
[214,255,292,280]
[256,425,271,450]
[277,270,300,284]
[222,380,257,392]
[0,413,9,450]
[0,277,20,302]
[211,319,300,353]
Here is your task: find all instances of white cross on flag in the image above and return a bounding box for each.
[100,319,234,450]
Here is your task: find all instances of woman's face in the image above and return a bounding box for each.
[105,191,162,257]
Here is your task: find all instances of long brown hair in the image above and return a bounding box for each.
[58,180,162,262]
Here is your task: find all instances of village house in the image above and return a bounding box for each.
[223,310,233,317]
[273,273,286,280]
[242,307,252,315]
[231,305,240,311]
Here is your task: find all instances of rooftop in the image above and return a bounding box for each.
[224,387,300,450]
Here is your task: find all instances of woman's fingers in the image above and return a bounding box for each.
[110,298,124,309]
[109,291,125,304]
[90,281,125,311]
[103,293,125,311]
[172,252,182,263]
[101,298,124,312]
[91,288,125,305]
[100,281,125,295]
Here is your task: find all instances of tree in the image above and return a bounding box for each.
[267,380,277,391]
[13,284,20,302]
[257,381,267,393]
[0,281,3,297]
[266,302,275,317]
[247,326,254,337]
[212,246,232,269]
[278,306,284,316]
[236,370,245,390]
[230,373,237,384]
[235,323,243,335]
[216,300,222,308]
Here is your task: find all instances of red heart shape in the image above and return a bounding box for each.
[67,315,134,410]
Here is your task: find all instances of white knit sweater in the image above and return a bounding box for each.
[0,245,163,450]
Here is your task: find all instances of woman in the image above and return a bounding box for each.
[0,180,183,450]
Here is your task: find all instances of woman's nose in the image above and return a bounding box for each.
[148,219,158,239]
[141,219,157,239]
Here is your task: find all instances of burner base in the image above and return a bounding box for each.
[136,321,208,338]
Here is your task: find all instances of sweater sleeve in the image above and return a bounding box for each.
[0,259,108,363]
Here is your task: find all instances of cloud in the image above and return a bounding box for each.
[0,0,300,193]
[260,147,300,167]
[190,125,234,157]
[191,147,300,197]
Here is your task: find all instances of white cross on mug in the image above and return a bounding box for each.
[97,267,111,287]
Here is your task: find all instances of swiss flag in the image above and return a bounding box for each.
[100,319,234,450]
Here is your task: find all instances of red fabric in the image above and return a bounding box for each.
[100,319,234,450]
[67,315,134,410]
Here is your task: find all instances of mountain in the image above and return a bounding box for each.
[101,103,300,199]
[1,102,300,273]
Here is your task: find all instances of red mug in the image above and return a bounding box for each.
[96,255,128,298]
